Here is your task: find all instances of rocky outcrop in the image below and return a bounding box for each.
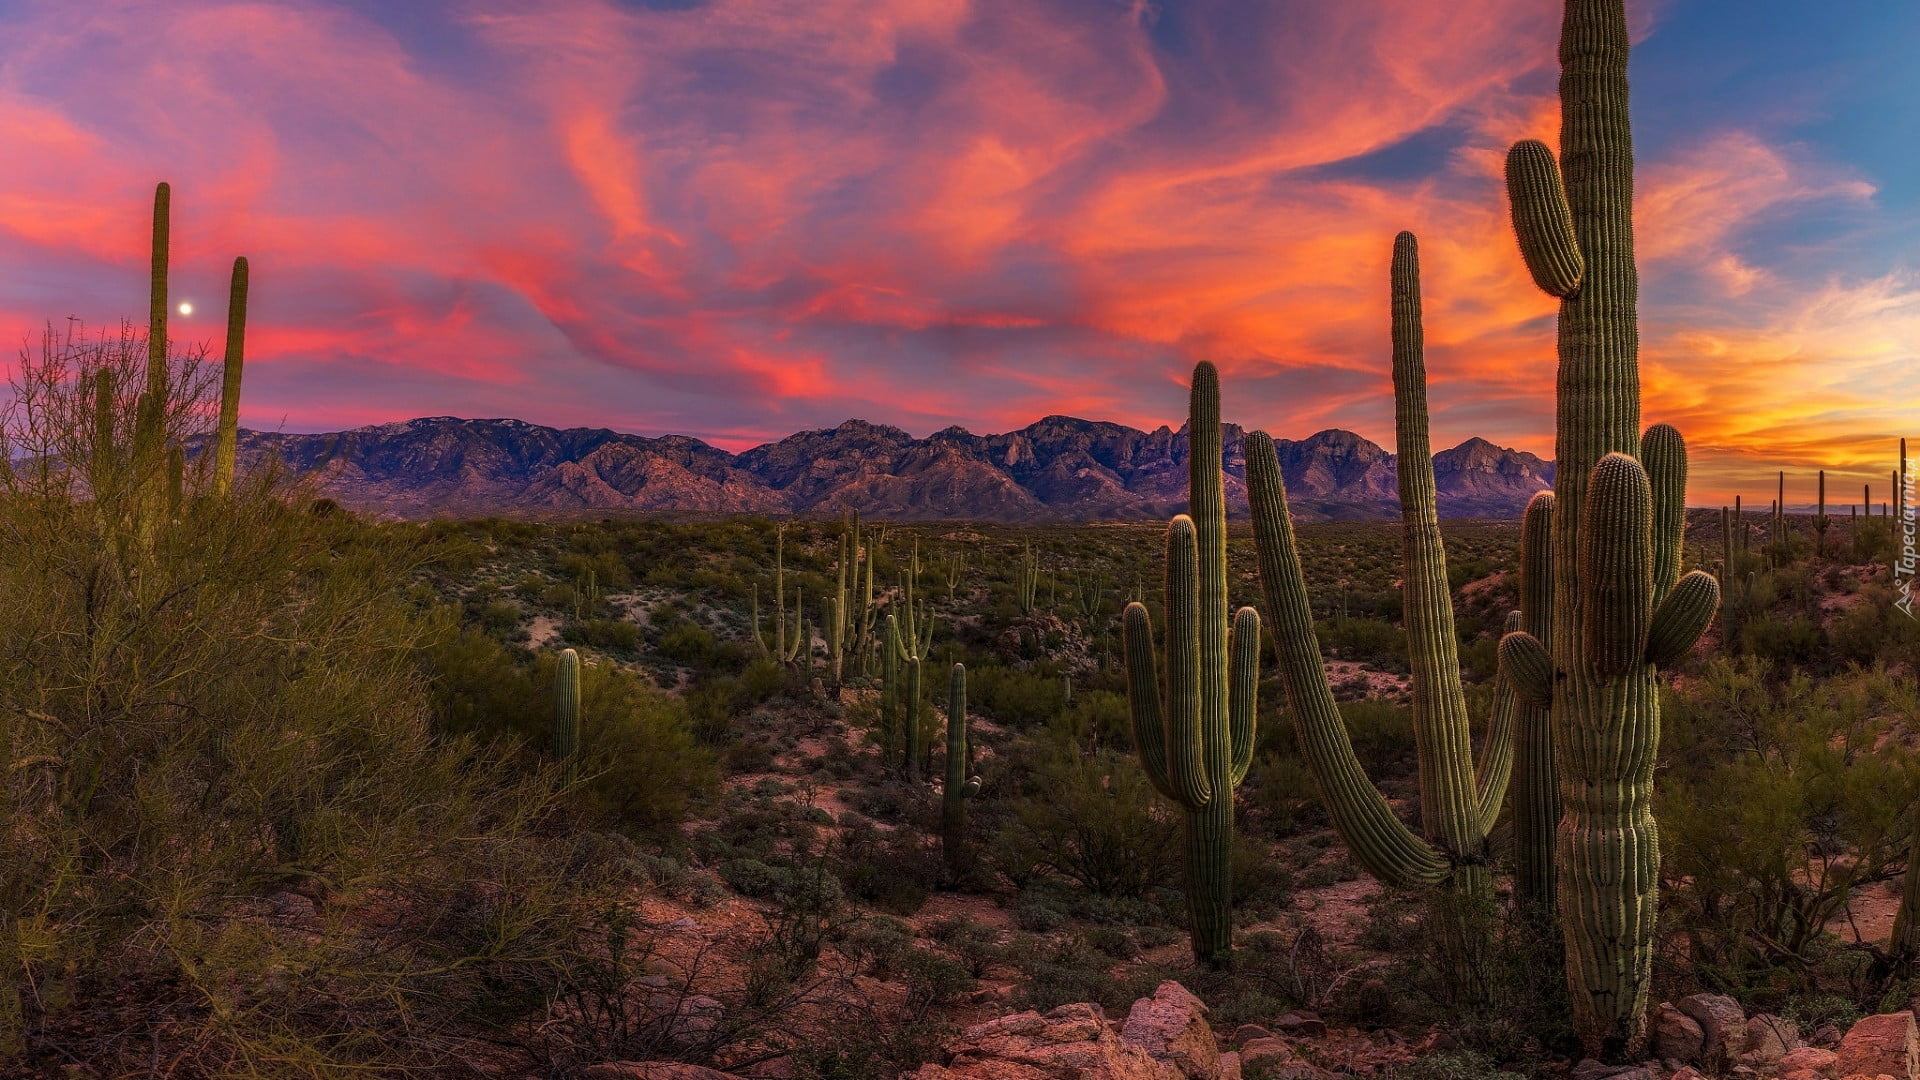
[915,982,1255,1080]
[225,415,1552,522]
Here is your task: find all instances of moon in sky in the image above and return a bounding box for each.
[177,302,193,316]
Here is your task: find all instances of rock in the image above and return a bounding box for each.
[1778,1045,1840,1080]
[1667,1068,1707,1080]
[1570,1060,1653,1080]
[1815,1024,1846,1047]
[1677,993,1748,1065]
[1122,982,1220,1080]
[1236,1038,1295,1070]
[1272,1011,1326,1038]
[917,987,1221,1080]
[584,1066,743,1080]
[1650,1003,1707,1064]
[1231,1026,1273,1047]
[1835,1013,1919,1080]
[1744,1014,1803,1064]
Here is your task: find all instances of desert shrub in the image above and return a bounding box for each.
[0,324,624,1071]
[967,663,1072,726]
[564,616,643,653]
[1659,659,1920,996]
[1317,615,1408,668]
[420,623,716,829]
[992,748,1179,899]
[1738,614,1826,668]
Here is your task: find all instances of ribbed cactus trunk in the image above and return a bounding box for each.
[147,182,170,406]
[1816,470,1829,557]
[1123,362,1257,971]
[1501,0,1719,1055]
[215,256,249,496]
[553,648,582,784]
[942,663,982,878]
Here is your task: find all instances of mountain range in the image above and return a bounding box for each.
[231,415,1555,522]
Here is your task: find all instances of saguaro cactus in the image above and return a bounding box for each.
[942,662,983,876]
[553,647,582,783]
[1246,234,1524,995]
[1498,0,1721,1055]
[147,182,170,404]
[215,256,249,495]
[1123,361,1258,970]
[1815,470,1830,557]
[891,573,936,778]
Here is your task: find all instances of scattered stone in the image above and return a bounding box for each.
[1650,1002,1707,1065]
[265,891,316,920]
[1231,1025,1273,1046]
[1677,993,1749,1065]
[1272,1011,1326,1038]
[1834,1012,1919,1080]
[1814,1024,1845,1047]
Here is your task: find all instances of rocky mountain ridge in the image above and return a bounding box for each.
[231,414,1555,522]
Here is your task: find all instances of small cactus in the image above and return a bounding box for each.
[553,648,582,783]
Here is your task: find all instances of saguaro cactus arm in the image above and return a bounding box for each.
[1474,610,1521,833]
[1227,605,1259,788]
[1645,571,1719,667]
[1500,631,1554,707]
[1505,140,1584,298]
[1246,431,1449,888]
[1582,453,1655,678]
[1642,424,1687,603]
[1123,602,1182,805]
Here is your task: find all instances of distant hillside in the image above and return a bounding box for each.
[232,415,1554,522]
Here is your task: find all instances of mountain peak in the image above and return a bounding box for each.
[231,414,1553,522]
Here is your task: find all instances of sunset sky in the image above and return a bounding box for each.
[0,0,1914,506]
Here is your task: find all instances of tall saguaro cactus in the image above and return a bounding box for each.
[1122,361,1258,970]
[942,663,983,877]
[1246,234,1523,996]
[215,256,250,495]
[147,182,170,405]
[1499,0,1720,1055]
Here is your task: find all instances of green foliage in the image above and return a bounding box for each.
[992,749,1179,899]
[1659,659,1920,988]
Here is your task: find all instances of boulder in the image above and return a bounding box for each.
[1650,1002,1707,1064]
[1121,982,1220,1080]
[1677,993,1748,1064]
[1834,1012,1919,1080]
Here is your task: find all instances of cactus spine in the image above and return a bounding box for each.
[1122,361,1258,970]
[553,647,582,783]
[215,256,249,495]
[942,663,982,876]
[1499,0,1721,1054]
[1247,235,1517,996]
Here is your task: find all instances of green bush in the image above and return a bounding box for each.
[992,749,1179,899]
